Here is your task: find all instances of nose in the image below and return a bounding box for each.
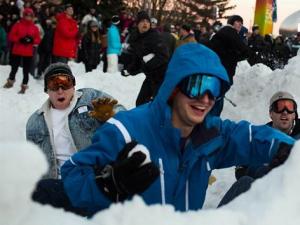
[198,93,211,103]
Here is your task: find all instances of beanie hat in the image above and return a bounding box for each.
[136,11,150,24]
[88,20,99,28]
[111,15,120,25]
[44,63,75,92]
[227,15,243,25]
[269,91,297,112]
[23,8,34,17]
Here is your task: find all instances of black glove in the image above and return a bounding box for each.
[121,69,130,77]
[269,142,293,169]
[94,141,160,202]
[20,35,34,44]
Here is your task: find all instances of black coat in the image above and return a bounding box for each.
[81,34,101,66]
[208,25,250,84]
[125,28,169,83]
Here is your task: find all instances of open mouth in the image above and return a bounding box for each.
[190,105,206,115]
[57,97,65,102]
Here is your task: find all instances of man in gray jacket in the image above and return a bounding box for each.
[26,62,125,179]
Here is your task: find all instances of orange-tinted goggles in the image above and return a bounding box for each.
[272,99,296,114]
[47,74,73,91]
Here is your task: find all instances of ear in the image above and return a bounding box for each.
[269,111,273,120]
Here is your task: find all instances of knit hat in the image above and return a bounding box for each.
[136,11,150,24]
[44,63,75,92]
[23,8,34,17]
[227,15,243,25]
[111,15,120,25]
[88,20,99,28]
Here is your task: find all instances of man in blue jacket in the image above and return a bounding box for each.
[60,43,294,215]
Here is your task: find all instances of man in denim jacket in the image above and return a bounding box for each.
[26,62,125,179]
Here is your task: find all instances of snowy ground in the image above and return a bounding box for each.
[1,54,300,224]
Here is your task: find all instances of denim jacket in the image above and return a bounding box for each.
[26,88,125,178]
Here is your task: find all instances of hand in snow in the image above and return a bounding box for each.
[89,97,117,122]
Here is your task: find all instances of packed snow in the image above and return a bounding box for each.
[1,54,300,224]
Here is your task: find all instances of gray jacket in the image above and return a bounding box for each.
[26,88,125,178]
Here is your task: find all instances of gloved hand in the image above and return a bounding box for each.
[19,35,34,44]
[89,97,117,122]
[269,142,293,169]
[94,141,160,202]
[121,69,130,77]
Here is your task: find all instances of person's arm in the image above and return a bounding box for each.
[61,123,127,212]
[141,32,169,72]
[213,119,295,169]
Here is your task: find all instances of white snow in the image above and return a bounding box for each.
[1,54,300,224]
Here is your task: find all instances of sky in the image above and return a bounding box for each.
[1,51,300,224]
[228,0,299,34]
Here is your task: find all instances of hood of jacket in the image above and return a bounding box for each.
[154,43,230,106]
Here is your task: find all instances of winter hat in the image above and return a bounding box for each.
[23,8,34,17]
[227,15,243,25]
[136,11,150,24]
[88,20,99,28]
[44,63,75,92]
[269,91,297,111]
[111,15,120,25]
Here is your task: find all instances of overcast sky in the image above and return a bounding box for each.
[228,0,299,34]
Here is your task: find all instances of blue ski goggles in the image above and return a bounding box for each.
[178,74,221,100]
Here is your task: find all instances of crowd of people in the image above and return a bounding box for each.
[1,0,299,219]
[1,1,300,95]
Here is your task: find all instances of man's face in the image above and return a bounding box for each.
[47,75,75,110]
[48,87,75,110]
[232,21,242,32]
[172,91,215,134]
[137,19,150,33]
[270,100,296,134]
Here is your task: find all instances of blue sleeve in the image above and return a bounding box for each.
[214,120,295,169]
[61,122,127,212]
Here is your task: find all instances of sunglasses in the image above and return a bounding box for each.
[178,74,221,100]
[47,74,74,91]
[271,99,296,114]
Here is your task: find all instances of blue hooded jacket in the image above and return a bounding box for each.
[62,43,294,214]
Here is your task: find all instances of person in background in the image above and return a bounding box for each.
[235,91,300,181]
[220,91,299,207]
[176,24,196,47]
[52,4,78,63]
[106,15,121,73]
[81,20,101,72]
[120,10,169,106]
[36,18,55,78]
[26,62,126,180]
[207,15,250,116]
[3,7,40,93]
[160,23,176,57]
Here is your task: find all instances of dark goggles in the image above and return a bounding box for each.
[178,74,221,100]
[47,74,74,91]
[271,99,296,114]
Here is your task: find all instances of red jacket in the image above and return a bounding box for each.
[9,19,41,57]
[52,13,79,58]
